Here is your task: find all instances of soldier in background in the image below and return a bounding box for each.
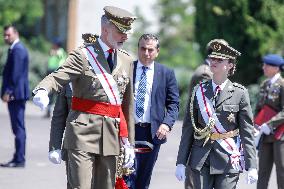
[255,54,284,189]
[175,39,258,189]
[33,6,136,189]
[184,44,213,189]
[48,83,72,189]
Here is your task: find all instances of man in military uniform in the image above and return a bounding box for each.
[255,54,284,189]
[33,6,136,189]
[175,39,258,189]
[47,83,72,188]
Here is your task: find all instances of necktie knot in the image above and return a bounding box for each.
[142,66,148,75]
[107,49,114,54]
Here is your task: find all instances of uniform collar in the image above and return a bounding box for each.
[98,38,112,58]
[212,79,228,91]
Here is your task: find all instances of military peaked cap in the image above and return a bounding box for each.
[103,6,136,34]
[208,39,241,60]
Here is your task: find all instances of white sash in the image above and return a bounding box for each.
[82,46,121,105]
[196,84,244,171]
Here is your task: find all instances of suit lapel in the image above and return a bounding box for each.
[91,41,111,73]
[216,80,234,108]
[133,61,138,86]
[151,62,160,100]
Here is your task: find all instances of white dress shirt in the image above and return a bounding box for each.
[134,61,154,123]
[98,38,113,60]
[10,38,19,50]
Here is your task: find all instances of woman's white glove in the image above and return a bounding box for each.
[120,137,135,168]
[33,89,49,110]
[48,149,62,164]
[246,168,258,184]
[175,164,186,181]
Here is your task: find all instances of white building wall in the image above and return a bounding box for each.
[76,0,157,46]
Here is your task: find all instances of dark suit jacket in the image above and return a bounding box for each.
[1,42,29,100]
[133,61,179,144]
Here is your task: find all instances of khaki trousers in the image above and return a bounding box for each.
[67,149,117,189]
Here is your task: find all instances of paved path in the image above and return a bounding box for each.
[0,101,277,189]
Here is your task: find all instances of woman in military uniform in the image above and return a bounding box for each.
[175,39,258,189]
[255,54,284,189]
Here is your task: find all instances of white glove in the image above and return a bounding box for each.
[260,123,271,135]
[246,168,258,184]
[120,137,135,168]
[33,89,49,110]
[175,164,186,181]
[48,149,62,164]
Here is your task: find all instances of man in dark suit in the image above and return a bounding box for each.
[128,34,179,189]
[1,25,29,168]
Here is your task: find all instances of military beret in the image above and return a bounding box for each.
[103,6,136,34]
[207,39,241,60]
[262,54,284,68]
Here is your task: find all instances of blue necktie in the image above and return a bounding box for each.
[136,66,148,118]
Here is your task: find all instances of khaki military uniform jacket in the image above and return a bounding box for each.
[35,38,134,156]
[176,80,257,174]
[255,77,284,142]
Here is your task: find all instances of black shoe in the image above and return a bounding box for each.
[0,161,25,168]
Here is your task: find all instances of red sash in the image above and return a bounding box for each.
[71,97,128,137]
[255,105,284,140]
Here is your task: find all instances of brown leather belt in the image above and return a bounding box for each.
[210,129,239,140]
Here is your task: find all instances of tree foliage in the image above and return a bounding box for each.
[0,0,43,44]
[195,0,284,85]
[154,0,202,69]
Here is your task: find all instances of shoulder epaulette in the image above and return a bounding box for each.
[233,82,245,90]
[82,33,99,44]
[117,49,131,56]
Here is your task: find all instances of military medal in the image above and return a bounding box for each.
[227,113,235,122]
